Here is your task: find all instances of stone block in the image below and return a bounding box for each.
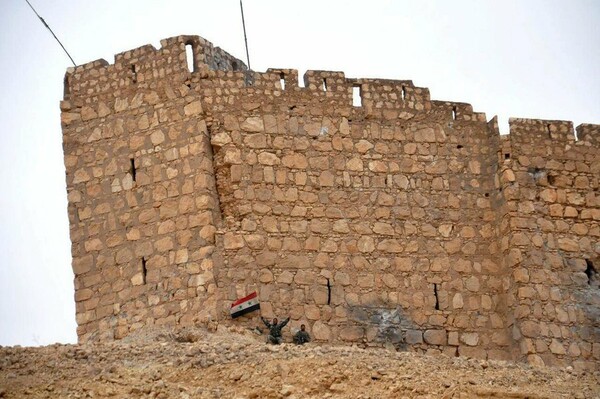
[312,321,331,340]
[223,233,245,250]
[184,100,203,116]
[339,326,364,341]
[259,269,273,283]
[357,236,375,253]
[305,305,320,320]
[405,330,423,344]
[520,321,540,338]
[549,339,566,355]
[423,329,447,345]
[448,331,459,346]
[346,158,363,171]
[73,255,93,275]
[461,332,479,346]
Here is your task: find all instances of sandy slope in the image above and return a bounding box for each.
[0,326,598,398]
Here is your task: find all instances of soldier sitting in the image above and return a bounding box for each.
[261,316,290,345]
[293,324,311,345]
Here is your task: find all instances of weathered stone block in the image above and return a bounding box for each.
[184,100,203,116]
[312,321,331,340]
[423,329,447,345]
[461,332,479,346]
[339,326,364,341]
[405,330,423,344]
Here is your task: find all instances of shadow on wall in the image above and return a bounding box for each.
[578,258,600,348]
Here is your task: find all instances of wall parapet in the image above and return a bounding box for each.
[576,123,600,146]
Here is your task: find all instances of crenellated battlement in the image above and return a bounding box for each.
[64,35,599,147]
[509,117,576,143]
[64,35,599,149]
[504,118,600,157]
[576,123,600,146]
[64,35,246,102]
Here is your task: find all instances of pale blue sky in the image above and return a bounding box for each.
[0,0,598,346]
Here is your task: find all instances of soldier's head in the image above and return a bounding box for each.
[273,318,278,324]
[300,324,306,331]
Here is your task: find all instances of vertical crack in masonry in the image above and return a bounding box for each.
[206,127,225,226]
[434,283,440,310]
[130,158,136,182]
[141,257,147,284]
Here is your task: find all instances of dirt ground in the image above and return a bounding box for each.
[0,326,598,399]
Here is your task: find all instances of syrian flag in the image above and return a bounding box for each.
[230,291,260,319]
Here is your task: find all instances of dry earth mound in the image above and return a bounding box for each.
[0,326,598,398]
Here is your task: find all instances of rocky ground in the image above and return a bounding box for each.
[0,326,598,399]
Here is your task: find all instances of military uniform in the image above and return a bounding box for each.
[262,317,289,344]
[293,329,311,345]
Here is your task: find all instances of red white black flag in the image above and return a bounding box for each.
[230,291,260,318]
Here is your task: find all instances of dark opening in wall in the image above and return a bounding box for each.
[456,144,463,149]
[322,78,328,92]
[585,259,597,287]
[130,158,136,182]
[433,284,440,310]
[63,75,70,97]
[326,278,331,305]
[452,107,457,120]
[131,64,137,83]
[546,124,552,138]
[141,258,147,284]
[279,72,285,90]
[484,192,489,197]
[185,43,195,72]
[352,85,362,107]
[231,61,239,71]
[401,86,406,101]
[547,174,556,186]
[504,153,511,160]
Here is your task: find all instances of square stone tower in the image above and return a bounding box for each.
[61,35,599,369]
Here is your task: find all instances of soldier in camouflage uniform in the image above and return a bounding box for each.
[261,316,290,344]
[293,324,311,345]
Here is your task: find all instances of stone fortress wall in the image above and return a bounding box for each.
[60,35,599,369]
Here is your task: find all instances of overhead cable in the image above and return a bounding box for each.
[24,0,76,66]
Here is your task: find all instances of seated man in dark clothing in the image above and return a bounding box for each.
[293,324,310,345]
[261,316,290,344]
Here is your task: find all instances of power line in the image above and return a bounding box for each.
[24,0,76,66]
[239,0,251,70]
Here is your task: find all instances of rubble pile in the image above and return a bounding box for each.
[1,326,598,398]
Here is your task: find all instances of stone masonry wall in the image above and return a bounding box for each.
[61,35,599,369]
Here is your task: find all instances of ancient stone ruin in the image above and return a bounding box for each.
[60,35,599,369]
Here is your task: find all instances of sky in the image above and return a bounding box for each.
[0,0,598,347]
